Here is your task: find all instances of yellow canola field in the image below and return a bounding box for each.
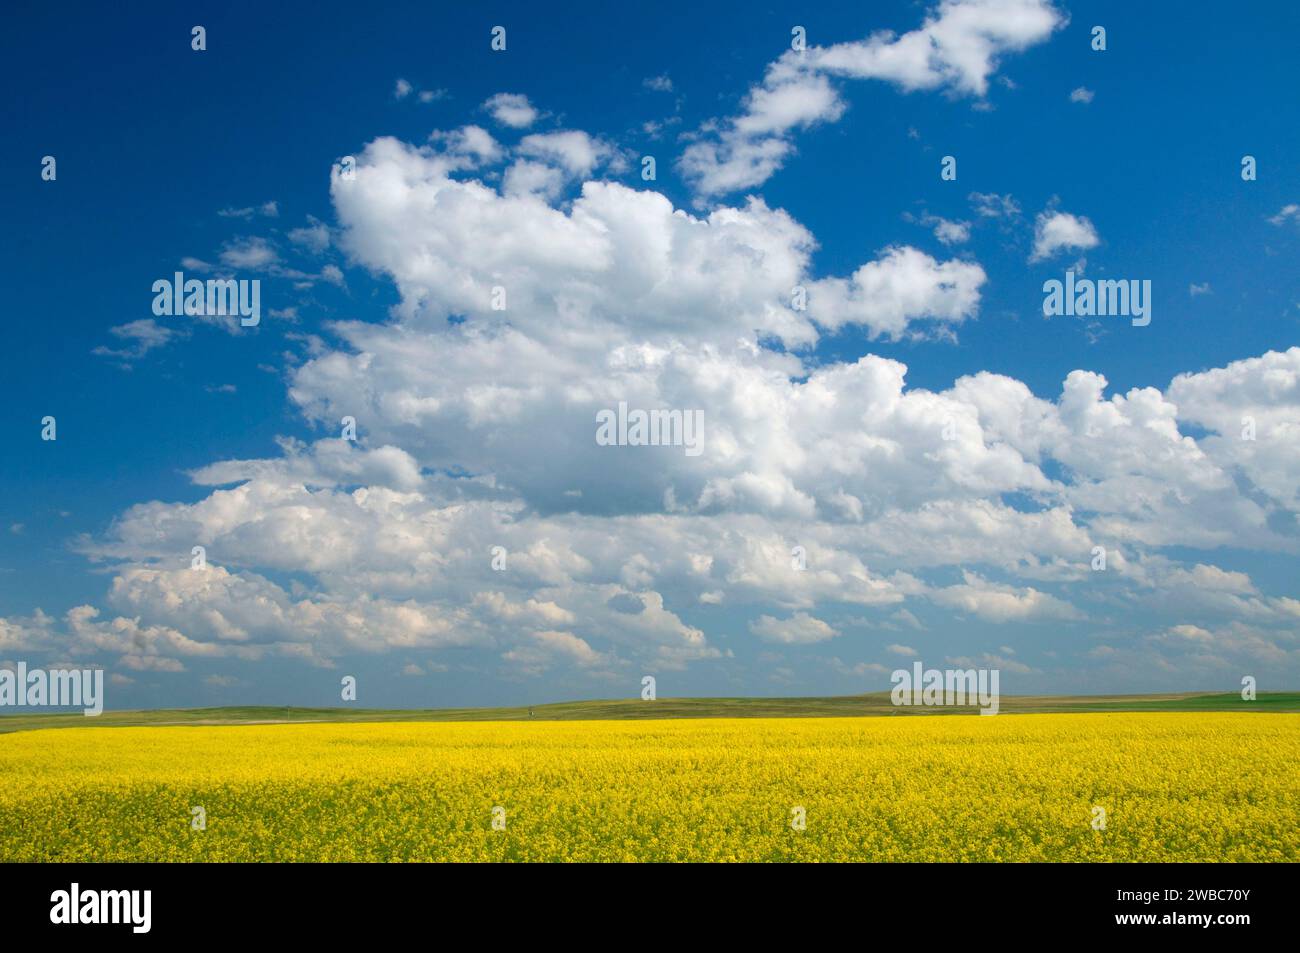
[0,713,1295,862]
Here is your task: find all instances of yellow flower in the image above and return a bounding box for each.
[0,713,1294,862]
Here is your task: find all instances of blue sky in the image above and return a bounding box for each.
[3,0,1299,710]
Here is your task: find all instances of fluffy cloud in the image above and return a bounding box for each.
[516,130,613,176]
[928,216,972,245]
[219,236,279,270]
[52,337,1299,676]
[1030,210,1100,261]
[1166,347,1300,512]
[750,612,839,644]
[809,247,985,337]
[288,218,330,254]
[483,92,540,128]
[504,131,619,199]
[10,110,1298,687]
[93,319,178,363]
[680,0,1065,196]
[502,630,610,676]
[326,134,984,355]
[930,572,1082,622]
[65,118,1300,674]
[805,0,1066,95]
[1267,203,1299,226]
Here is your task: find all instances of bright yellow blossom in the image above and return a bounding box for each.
[0,713,1294,862]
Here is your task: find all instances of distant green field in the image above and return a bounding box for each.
[1,691,1295,734]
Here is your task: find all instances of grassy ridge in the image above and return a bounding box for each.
[1,691,1296,734]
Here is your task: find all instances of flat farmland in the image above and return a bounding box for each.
[1,711,1295,862]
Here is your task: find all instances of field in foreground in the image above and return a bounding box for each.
[1,712,1295,862]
